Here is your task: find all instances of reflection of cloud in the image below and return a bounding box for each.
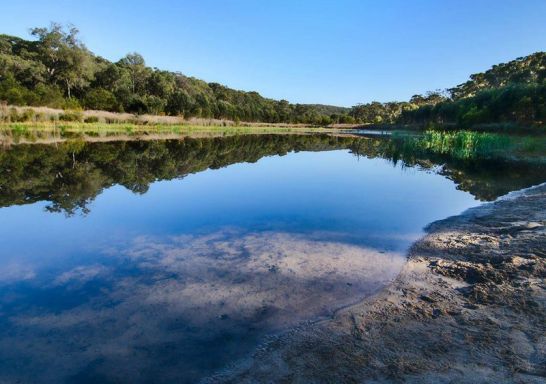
[122,230,405,327]
[0,263,35,283]
[2,229,406,384]
[53,265,108,286]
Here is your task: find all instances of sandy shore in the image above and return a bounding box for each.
[206,184,546,383]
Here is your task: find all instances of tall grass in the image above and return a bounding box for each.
[419,131,511,159]
[0,121,338,145]
[390,130,546,160]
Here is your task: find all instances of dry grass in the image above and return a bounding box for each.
[0,121,345,145]
[1,104,360,129]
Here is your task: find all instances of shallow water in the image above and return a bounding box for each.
[0,134,543,383]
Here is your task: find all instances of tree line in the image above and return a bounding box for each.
[400,53,546,128]
[0,23,352,124]
[0,23,544,127]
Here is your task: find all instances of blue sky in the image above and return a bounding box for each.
[1,0,545,106]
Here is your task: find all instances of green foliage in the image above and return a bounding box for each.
[1,133,543,215]
[449,52,545,99]
[400,53,545,128]
[59,110,84,122]
[83,88,118,111]
[401,83,546,128]
[83,116,99,123]
[415,131,512,159]
[0,24,353,124]
[0,23,543,127]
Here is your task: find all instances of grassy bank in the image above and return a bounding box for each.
[403,130,546,160]
[0,121,343,144]
[0,105,357,128]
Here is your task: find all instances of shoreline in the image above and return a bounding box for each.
[0,124,355,145]
[206,184,546,383]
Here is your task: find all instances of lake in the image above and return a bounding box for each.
[0,133,544,383]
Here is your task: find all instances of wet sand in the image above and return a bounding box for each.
[207,184,546,383]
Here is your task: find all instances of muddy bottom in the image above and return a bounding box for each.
[208,185,546,384]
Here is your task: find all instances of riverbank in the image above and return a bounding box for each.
[0,105,359,128]
[0,122,351,145]
[207,184,546,383]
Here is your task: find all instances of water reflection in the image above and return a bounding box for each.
[0,133,544,383]
[1,134,544,216]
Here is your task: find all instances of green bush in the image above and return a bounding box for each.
[62,98,82,110]
[84,116,99,123]
[59,111,84,122]
[34,84,65,108]
[83,88,118,111]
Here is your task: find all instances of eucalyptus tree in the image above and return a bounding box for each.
[30,23,94,98]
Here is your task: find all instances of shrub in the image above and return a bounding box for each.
[34,84,65,108]
[126,95,149,115]
[83,88,118,111]
[19,108,35,122]
[63,98,82,110]
[59,111,84,122]
[34,112,47,122]
[84,116,99,123]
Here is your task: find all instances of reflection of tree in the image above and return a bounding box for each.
[349,133,546,201]
[0,135,356,215]
[0,134,544,215]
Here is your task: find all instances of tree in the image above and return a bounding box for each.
[83,88,118,111]
[119,52,146,94]
[30,23,94,98]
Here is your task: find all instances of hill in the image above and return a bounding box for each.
[449,52,545,99]
[0,23,544,128]
[400,53,545,128]
[0,24,351,125]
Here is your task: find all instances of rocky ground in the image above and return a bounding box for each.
[206,184,546,383]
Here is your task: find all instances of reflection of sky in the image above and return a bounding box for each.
[0,151,477,265]
[0,149,479,383]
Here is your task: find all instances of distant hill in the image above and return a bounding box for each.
[400,52,546,128]
[449,52,545,99]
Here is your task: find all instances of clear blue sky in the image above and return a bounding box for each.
[1,0,545,106]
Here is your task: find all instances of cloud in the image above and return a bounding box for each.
[53,264,109,286]
[0,263,35,283]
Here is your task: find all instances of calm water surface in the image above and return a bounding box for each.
[0,134,543,383]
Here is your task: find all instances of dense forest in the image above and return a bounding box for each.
[400,53,546,128]
[0,23,544,127]
[0,24,350,124]
[355,53,546,128]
